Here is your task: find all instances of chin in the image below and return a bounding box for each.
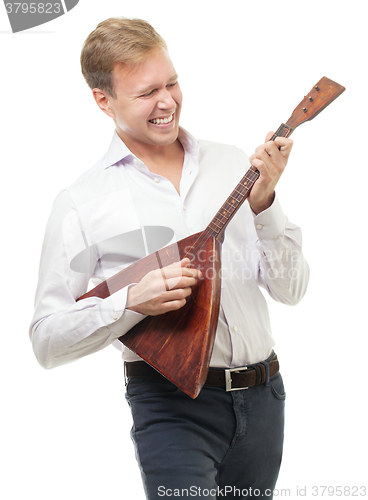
[151,130,179,146]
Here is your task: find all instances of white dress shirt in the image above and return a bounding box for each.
[29,127,309,369]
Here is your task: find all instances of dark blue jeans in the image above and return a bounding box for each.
[125,357,285,499]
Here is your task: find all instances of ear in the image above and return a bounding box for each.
[92,88,115,119]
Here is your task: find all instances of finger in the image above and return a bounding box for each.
[251,140,279,159]
[157,298,187,314]
[164,287,193,301]
[251,146,274,166]
[263,141,281,158]
[162,262,202,280]
[132,284,193,312]
[160,258,188,271]
[159,258,192,272]
[250,159,269,179]
[154,287,193,314]
[135,292,190,316]
[179,258,203,276]
[157,264,201,293]
[250,143,286,173]
[166,275,199,291]
[255,152,286,180]
[265,131,275,142]
[274,137,293,154]
[180,257,192,268]
[255,135,292,156]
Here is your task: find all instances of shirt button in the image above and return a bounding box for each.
[256,224,263,229]
[183,205,187,211]
[133,159,139,165]
[232,325,238,332]
[113,312,118,320]
[153,178,160,183]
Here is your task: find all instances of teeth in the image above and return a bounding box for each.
[150,113,174,125]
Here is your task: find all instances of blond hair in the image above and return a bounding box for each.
[80,17,168,97]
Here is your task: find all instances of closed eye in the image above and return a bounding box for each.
[141,89,156,98]
[139,81,178,98]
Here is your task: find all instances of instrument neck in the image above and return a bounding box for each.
[205,123,294,241]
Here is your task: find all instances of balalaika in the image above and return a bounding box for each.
[77,77,345,398]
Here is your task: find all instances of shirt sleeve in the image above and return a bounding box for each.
[29,190,146,369]
[252,195,310,305]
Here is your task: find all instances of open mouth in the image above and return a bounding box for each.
[148,113,174,125]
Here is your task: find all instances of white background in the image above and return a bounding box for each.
[1,1,367,499]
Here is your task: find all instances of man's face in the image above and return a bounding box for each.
[105,49,183,153]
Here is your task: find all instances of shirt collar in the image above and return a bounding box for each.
[103,127,200,169]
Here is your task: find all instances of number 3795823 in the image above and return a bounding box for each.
[5,3,62,14]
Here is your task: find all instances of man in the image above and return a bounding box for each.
[30,17,309,499]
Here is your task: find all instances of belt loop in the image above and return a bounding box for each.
[260,361,270,387]
[124,362,128,387]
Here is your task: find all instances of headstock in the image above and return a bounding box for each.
[285,77,345,130]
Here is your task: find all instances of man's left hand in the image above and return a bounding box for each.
[248,131,293,214]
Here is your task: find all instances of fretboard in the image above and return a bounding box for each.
[205,123,294,240]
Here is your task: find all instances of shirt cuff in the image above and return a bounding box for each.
[98,284,146,327]
[253,195,287,239]
[107,307,148,337]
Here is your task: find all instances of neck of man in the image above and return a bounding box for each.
[116,128,185,194]
[116,128,184,167]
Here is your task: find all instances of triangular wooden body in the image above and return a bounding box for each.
[120,232,222,398]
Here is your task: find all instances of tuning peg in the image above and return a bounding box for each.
[309,97,313,101]
[303,107,308,113]
[315,86,320,91]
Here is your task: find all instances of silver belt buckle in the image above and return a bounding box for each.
[225,366,248,391]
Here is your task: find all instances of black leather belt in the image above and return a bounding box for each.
[125,353,279,392]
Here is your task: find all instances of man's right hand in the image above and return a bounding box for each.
[126,258,202,316]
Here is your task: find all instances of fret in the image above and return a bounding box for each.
[224,199,237,209]
[211,219,224,228]
[209,219,223,230]
[217,211,228,219]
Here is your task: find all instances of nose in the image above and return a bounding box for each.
[157,88,176,110]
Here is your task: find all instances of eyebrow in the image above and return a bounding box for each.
[136,74,179,95]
